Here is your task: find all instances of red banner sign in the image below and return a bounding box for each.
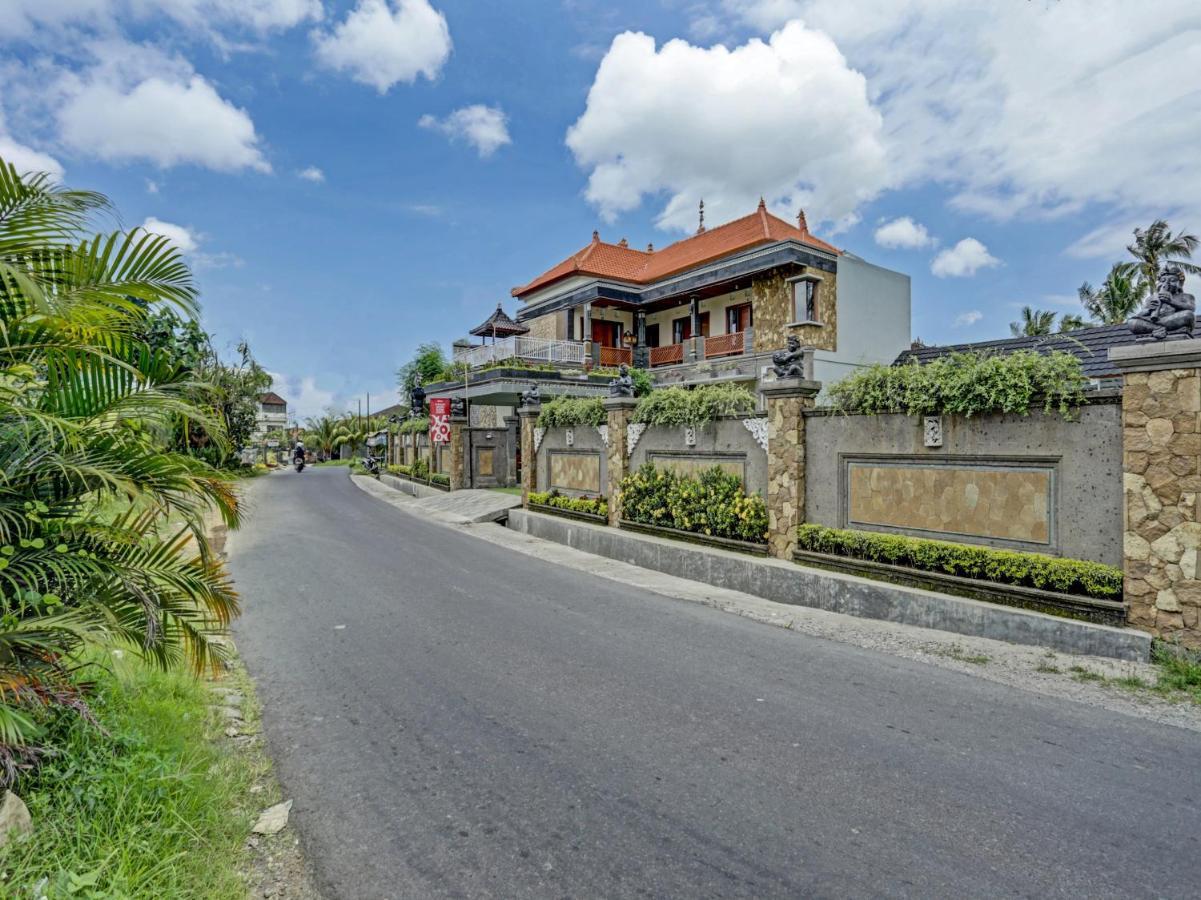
[429,397,451,444]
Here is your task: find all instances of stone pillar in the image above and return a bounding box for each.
[1111,340,1201,647]
[603,396,638,526]
[760,375,821,559]
[503,415,519,487]
[517,401,541,507]
[634,310,649,369]
[448,414,468,490]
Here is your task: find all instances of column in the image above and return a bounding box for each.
[688,295,700,362]
[602,396,638,526]
[760,373,821,559]
[582,302,594,368]
[503,415,519,487]
[517,400,541,507]
[448,412,468,490]
[634,310,649,369]
[1110,340,1201,647]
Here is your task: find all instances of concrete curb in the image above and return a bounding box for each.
[507,509,1151,662]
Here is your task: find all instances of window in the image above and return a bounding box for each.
[726,303,752,333]
[792,279,820,323]
[645,323,661,348]
[672,312,710,343]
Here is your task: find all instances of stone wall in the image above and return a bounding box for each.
[536,426,608,497]
[1120,368,1201,641]
[804,399,1123,565]
[751,268,838,354]
[525,312,563,341]
[465,425,514,488]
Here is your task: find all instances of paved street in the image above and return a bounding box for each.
[228,467,1201,899]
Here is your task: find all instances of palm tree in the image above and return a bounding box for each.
[1078,261,1146,325]
[0,157,240,774]
[1058,313,1088,332]
[1127,220,1201,291]
[306,414,341,460]
[1010,306,1057,337]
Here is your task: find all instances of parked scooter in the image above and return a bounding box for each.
[360,455,381,478]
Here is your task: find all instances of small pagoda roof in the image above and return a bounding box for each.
[469,303,529,338]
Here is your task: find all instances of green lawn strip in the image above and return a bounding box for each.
[488,487,522,496]
[0,654,260,898]
[315,458,351,466]
[1060,643,1201,703]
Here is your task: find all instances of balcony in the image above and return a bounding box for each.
[454,336,588,370]
[648,331,749,367]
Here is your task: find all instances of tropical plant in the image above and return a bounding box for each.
[536,396,605,428]
[0,157,241,777]
[1077,261,1146,325]
[1127,219,1201,291]
[397,342,447,394]
[334,415,385,451]
[828,350,1086,419]
[620,464,767,543]
[305,414,341,459]
[528,490,608,518]
[632,384,757,427]
[1009,306,1057,337]
[1057,313,1088,332]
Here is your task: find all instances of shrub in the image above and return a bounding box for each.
[430,473,450,486]
[795,524,1123,600]
[632,384,757,427]
[620,464,768,543]
[537,396,605,428]
[388,459,432,480]
[827,350,1087,418]
[529,490,608,518]
[398,416,430,435]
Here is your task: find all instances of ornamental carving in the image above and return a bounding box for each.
[533,427,545,454]
[627,422,647,457]
[596,424,609,447]
[742,417,769,451]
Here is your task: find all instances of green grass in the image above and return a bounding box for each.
[0,655,255,898]
[935,646,990,666]
[1151,642,1201,702]
[488,487,522,496]
[315,458,351,466]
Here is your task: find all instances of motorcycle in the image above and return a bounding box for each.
[360,455,381,478]
[294,456,305,473]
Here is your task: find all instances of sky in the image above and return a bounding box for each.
[2,0,1198,419]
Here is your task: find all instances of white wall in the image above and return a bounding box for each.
[820,252,910,382]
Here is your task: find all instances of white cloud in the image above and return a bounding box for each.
[56,48,270,172]
[566,23,886,232]
[953,310,982,328]
[931,238,1000,279]
[765,1,1201,250]
[145,178,159,193]
[141,216,198,254]
[0,133,64,178]
[419,105,511,158]
[873,216,933,250]
[721,0,805,31]
[0,0,320,39]
[297,165,325,182]
[313,0,451,93]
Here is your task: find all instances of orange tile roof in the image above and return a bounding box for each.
[512,201,839,298]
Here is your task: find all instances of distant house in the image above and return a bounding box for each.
[252,391,288,442]
[894,323,1200,383]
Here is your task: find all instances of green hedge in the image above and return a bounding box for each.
[827,350,1087,418]
[796,524,1123,600]
[389,458,431,479]
[632,383,757,427]
[620,463,767,543]
[397,416,429,435]
[529,490,608,518]
[430,472,450,486]
[537,396,606,428]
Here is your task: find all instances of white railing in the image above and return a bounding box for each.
[454,336,587,369]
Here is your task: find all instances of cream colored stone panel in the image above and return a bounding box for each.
[550,452,602,493]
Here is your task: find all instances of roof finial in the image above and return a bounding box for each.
[758,196,766,210]
[646,242,654,252]
[796,209,808,233]
[696,198,706,235]
[618,237,628,248]
[591,230,600,243]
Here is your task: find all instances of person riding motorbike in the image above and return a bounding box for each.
[292,441,306,468]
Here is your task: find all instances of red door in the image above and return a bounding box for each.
[591,321,621,347]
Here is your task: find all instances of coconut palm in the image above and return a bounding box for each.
[0,157,240,776]
[1127,220,1201,291]
[305,414,341,460]
[1077,261,1146,325]
[1057,313,1089,332]
[1010,306,1057,337]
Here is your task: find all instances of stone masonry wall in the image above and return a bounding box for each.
[1122,368,1201,643]
[752,268,838,354]
[764,389,815,558]
[525,312,563,341]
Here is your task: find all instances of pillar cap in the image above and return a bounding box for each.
[602,396,639,411]
[760,377,821,399]
[517,403,541,418]
[1109,338,1201,373]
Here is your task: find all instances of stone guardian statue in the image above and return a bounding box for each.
[1128,265,1196,341]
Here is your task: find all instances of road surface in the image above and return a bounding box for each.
[228,467,1201,899]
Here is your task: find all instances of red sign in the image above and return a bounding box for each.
[429,397,451,443]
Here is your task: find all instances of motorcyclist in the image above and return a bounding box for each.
[292,440,306,463]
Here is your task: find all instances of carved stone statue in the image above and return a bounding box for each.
[520,383,541,406]
[450,395,466,417]
[609,363,635,397]
[771,335,808,378]
[409,373,426,416]
[1128,265,1196,342]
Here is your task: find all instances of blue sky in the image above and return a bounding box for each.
[2,0,1198,418]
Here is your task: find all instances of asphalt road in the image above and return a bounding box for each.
[228,467,1201,899]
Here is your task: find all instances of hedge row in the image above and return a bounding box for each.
[529,490,608,518]
[620,463,767,543]
[536,397,605,429]
[632,383,757,427]
[388,460,448,484]
[796,524,1122,600]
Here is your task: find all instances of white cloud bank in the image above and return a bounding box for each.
[0,0,321,38]
[141,216,198,254]
[0,133,63,178]
[931,238,1000,279]
[419,105,511,158]
[874,216,933,250]
[314,0,451,93]
[297,165,325,182]
[566,23,887,232]
[953,310,983,328]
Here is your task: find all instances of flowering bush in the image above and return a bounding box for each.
[529,490,608,518]
[620,464,768,543]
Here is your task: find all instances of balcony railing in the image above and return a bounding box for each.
[704,331,745,359]
[599,346,632,367]
[453,336,587,370]
[649,344,684,367]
